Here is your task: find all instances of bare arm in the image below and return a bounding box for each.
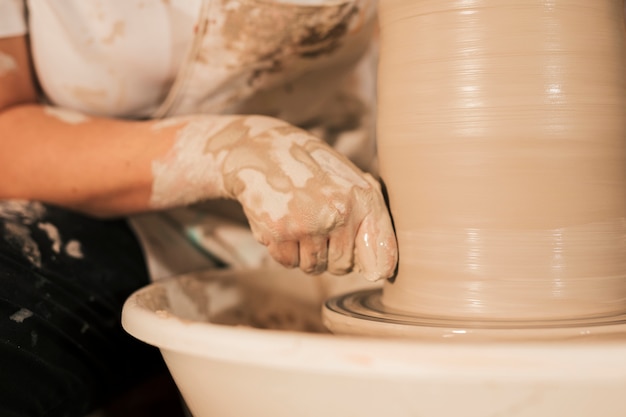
[0,104,184,217]
[0,35,397,279]
[0,36,179,217]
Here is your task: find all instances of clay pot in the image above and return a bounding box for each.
[377,0,626,320]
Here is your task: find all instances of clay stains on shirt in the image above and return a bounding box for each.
[214,1,361,85]
[102,20,126,44]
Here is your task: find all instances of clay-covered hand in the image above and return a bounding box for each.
[151,115,398,281]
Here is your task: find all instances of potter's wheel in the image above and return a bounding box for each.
[123,267,626,417]
[323,288,626,341]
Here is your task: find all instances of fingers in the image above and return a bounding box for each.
[354,212,398,282]
[263,218,397,279]
[250,171,398,278]
[266,236,334,276]
[267,240,299,268]
[327,225,356,275]
[298,235,328,274]
[267,233,352,275]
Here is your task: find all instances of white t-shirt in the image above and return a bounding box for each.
[1,0,377,124]
[0,0,379,279]
[2,0,199,116]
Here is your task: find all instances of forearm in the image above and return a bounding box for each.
[0,103,397,279]
[0,34,396,278]
[0,104,179,217]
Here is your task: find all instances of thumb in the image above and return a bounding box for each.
[354,210,398,282]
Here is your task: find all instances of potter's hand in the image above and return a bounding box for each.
[151,115,398,280]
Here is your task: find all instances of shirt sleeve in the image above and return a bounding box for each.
[0,0,27,38]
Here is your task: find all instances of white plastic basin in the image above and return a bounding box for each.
[122,267,626,417]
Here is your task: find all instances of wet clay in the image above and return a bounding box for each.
[218,1,360,68]
[64,239,83,259]
[150,115,397,280]
[43,106,90,124]
[377,0,626,320]
[0,201,86,267]
[0,51,17,76]
[157,0,376,123]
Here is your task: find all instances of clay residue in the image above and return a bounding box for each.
[9,308,34,323]
[178,274,327,333]
[0,51,17,76]
[67,86,108,110]
[150,116,195,132]
[0,200,46,223]
[4,222,41,267]
[151,114,396,279]
[137,286,171,313]
[150,115,291,209]
[220,1,359,59]
[38,222,61,253]
[150,117,232,208]
[0,201,46,267]
[30,217,84,260]
[202,118,254,153]
[212,293,327,333]
[214,1,360,85]
[43,106,90,124]
[101,20,126,44]
[65,240,84,259]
